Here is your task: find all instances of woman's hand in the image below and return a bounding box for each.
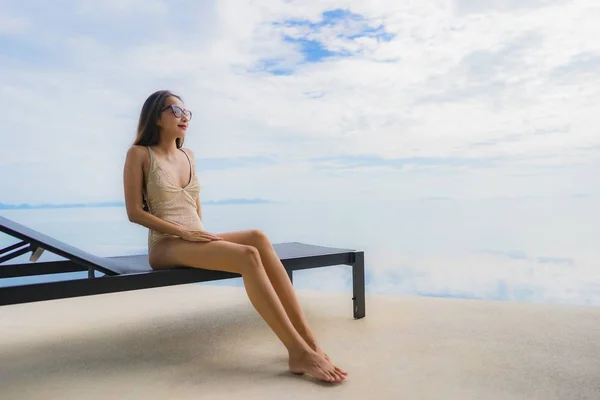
[180,229,224,242]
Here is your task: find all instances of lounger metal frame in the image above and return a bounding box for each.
[0,216,366,319]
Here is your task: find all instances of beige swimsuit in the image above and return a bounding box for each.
[143,146,204,249]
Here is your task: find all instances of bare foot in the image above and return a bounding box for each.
[289,350,347,383]
[307,342,348,378]
[313,344,331,361]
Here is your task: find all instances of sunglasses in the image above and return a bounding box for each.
[162,104,192,120]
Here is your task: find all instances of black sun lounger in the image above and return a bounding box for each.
[0,216,365,318]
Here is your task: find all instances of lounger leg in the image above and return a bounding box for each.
[352,251,366,319]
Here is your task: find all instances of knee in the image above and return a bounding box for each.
[239,245,262,269]
[248,229,269,245]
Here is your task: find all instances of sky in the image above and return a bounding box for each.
[1,0,599,204]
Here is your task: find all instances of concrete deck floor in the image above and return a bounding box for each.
[1,284,599,400]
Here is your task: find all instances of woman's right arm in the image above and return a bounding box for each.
[123,146,185,237]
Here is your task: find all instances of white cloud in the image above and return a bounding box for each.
[452,0,569,16]
[362,248,600,306]
[1,0,600,203]
[0,12,30,35]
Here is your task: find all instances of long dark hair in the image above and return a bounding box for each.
[133,90,185,149]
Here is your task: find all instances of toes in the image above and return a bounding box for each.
[322,371,335,382]
[329,367,345,382]
[329,372,339,382]
[320,366,336,383]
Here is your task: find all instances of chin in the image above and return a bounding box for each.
[171,129,186,139]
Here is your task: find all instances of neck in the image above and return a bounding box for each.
[155,138,180,155]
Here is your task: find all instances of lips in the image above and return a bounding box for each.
[178,124,188,130]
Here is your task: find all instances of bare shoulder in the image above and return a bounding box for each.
[127,145,147,157]
[181,147,195,158]
[125,145,150,171]
[126,145,149,161]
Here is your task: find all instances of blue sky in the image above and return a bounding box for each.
[1,0,599,204]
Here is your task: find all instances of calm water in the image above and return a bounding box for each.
[1,197,599,306]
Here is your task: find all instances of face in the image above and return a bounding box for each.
[157,96,192,139]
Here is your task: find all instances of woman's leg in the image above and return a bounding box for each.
[216,230,347,375]
[149,237,346,383]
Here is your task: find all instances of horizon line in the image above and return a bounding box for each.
[0,198,274,210]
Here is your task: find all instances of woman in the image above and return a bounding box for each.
[123,90,348,383]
